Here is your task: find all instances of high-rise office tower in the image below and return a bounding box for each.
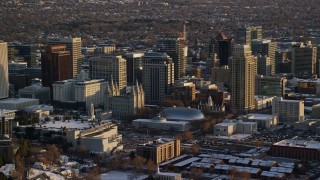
[251,39,277,75]
[209,32,233,67]
[236,26,262,44]
[8,44,37,67]
[47,37,82,77]
[292,45,317,78]
[41,45,72,87]
[0,41,9,99]
[142,52,174,105]
[256,55,271,76]
[157,27,187,80]
[89,55,127,91]
[123,52,144,85]
[230,44,256,114]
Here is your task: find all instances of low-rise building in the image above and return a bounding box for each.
[293,119,320,131]
[0,98,39,111]
[132,115,190,132]
[66,121,122,154]
[213,119,257,136]
[239,113,278,129]
[18,84,50,104]
[137,138,181,164]
[270,140,320,161]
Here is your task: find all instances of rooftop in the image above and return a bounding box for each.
[0,98,39,104]
[162,107,204,121]
[273,140,320,150]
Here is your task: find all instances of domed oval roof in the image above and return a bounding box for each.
[162,107,204,121]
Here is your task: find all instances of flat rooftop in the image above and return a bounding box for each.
[246,113,275,120]
[273,139,320,150]
[0,98,38,104]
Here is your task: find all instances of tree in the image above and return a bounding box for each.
[146,160,156,174]
[190,144,201,154]
[182,130,193,142]
[189,168,203,180]
[130,151,136,160]
[132,156,146,173]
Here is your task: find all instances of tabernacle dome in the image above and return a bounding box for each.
[162,107,205,121]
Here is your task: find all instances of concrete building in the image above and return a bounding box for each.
[255,75,286,97]
[230,44,256,114]
[18,84,50,104]
[123,52,144,85]
[239,113,278,129]
[65,121,122,154]
[0,110,14,164]
[213,119,257,136]
[132,115,190,132]
[41,45,72,88]
[236,26,262,45]
[173,81,195,104]
[89,55,127,91]
[292,45,317,78]
[104,80,145,118]
[53,73,107,110]
[9,74,32,92]
[272,97,304,124]
[312,104,320,118]
[137,138,181,164]
[157,28,187,80]
[270,140,320,161]
[251,39,277,75]
[0,41,9,99]
[142,52,174,105]
[0,98,39,111]
[47,37,82,78]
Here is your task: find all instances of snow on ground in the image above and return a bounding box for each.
[207,134,251,140]
[28,168,65,180]
[100,171,148,180]
[36,120,91,130]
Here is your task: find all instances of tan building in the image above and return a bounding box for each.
[173,82,195,104]
[104,80,145,119]
[272,97,304,124]
[230,44,256,114]
[89,55,127,91]
[47,37,82,78]
[0,41,8,99]
[137,138,180,164]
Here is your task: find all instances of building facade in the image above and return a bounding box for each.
[123,52,144,85]
[230,44,256,114]
[41,45,72,87]
[157,29,187,80]
[104,80,145,118]
[47,37,82,78]
[272,97,304,124]
[236,26,262,45]
[137,138,181,164]
[18,84,50,104]
[173,82,195,104]
[0,110,14,164]
[142,52,174,105]
[0,41,8,99]
[89,55,127,91]
[251,39,277,75]
[255,75,286,97]
[292,45,317,78]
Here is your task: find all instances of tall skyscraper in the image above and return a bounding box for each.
[41,45,72,87]
[47,37,82,77]
[123,52,144,85]
[0,41,9,99]
[89,55,127,91]
[157,27,187,80]
[142,52,174,105]
[251,39,277,75]
[292,45,317,78]
[236,26,262,45]
[210,32,233,66]
[230,44,256,114]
